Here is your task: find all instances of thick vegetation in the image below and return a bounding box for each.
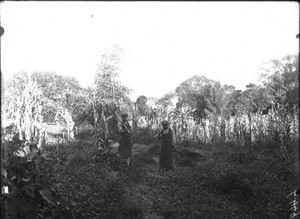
[1,46,299,218]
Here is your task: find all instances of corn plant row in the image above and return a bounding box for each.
[136,107,299,147]
[3,78,45,150]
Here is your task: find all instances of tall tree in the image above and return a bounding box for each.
[135,95,150,116]
[30,71,82,124]
[94,44,131,104]
[175,75,228,121]
[259,53,299,110]
[84,45,133,142]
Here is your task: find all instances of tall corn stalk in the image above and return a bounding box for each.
[92,92,99,147]
[168,108,298,147]
[55,108,75,142]
[136,98,298,147]
[17,78,43,146]
[3,77,45,154]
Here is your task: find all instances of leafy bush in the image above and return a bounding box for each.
[1,139,74,218]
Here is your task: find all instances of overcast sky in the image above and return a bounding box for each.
[1,1,299,100]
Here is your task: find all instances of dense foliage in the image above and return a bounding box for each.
[1,48,299,218]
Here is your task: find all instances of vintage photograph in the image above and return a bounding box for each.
[1,1,299,218]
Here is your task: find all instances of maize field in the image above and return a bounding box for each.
[134,106,299,150]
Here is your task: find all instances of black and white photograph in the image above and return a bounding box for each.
[1,1,299,218]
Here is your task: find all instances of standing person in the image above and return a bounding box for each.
[157,120,176,171]
[118,113,133,166]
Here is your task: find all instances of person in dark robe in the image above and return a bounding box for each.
[118,113,133,165]
[157,120,176,171]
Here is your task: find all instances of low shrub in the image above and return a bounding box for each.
[1,138,75,219]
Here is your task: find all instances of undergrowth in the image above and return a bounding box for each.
[1,133,298,218]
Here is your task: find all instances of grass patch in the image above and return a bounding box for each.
[36,137,299,218]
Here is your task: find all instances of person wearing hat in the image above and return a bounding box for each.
[117,113,133,166]
[157,120,176,171]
